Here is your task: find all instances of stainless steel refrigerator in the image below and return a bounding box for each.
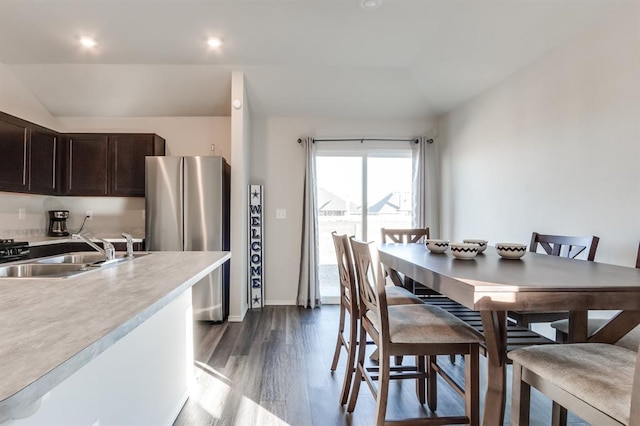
[145,156,230,322]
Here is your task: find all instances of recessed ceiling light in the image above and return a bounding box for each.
[361,0,382,9]
[207,37,223,49]
[79,37,97,48]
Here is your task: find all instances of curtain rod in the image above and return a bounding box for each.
[297,137,433,144]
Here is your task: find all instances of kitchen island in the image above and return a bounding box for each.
[0,250,230,425]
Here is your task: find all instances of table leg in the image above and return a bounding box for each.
[567,310,588,343]
[405,277,416,293]
[480,310,507,426]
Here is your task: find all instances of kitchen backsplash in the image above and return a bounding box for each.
[0,192,145,239]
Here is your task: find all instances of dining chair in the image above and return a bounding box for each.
[508,232,600,327]
[380,227,438,295]
[551,242,640,347]
[509,342,640,425]
[346,237,482,425]
[329,232,424,405]
[380,227,458,364]
[380,228,430,244]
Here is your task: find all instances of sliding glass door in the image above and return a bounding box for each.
[316,144,413,303]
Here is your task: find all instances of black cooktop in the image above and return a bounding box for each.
[0,239,30,263]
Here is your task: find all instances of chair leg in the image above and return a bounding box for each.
[449,354,456,364]
[465,347,480,426]
[347,323,368,413]
[331,303,346,372]
[511,361,531,426]
[394,355,403,365]
[339,311,358,405]
[416,355,426,404]
[426,355,438,411]
[374,351,391,426]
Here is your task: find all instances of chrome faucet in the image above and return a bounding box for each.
[73,233,116,262]
[121,232,134,259]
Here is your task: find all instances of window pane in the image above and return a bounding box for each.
[317,156,362,302]
[366,156,412,242]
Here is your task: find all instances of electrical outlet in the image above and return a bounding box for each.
[276,209,286,219]
[18,208,26,219]
[86,210,93,220]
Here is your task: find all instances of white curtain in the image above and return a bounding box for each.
[297,137,321,308]
[412,137,439,235]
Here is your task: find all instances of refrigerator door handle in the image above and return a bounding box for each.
[182,157,188,251]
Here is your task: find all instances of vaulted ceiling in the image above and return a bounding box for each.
[0,0,626,118]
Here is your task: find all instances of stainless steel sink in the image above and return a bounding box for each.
[35,252,149,265]
[0,263,90,278]
[0,252,150,279]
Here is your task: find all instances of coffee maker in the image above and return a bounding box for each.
[48,210,70,237]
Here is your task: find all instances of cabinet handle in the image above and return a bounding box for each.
[68,139,73,189]
[52,137,57,189]
[22,130,27,186]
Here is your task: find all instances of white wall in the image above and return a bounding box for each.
[0,63,58,129]
[249,116,435,305]
[438,1,640,268]
[0,192,144,239]
[229,72,250,321]
[57,116,231,161]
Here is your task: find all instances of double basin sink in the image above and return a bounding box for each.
[0,252,149,279]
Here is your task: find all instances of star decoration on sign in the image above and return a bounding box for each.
[253,295,261,305]
[251,189,261,199]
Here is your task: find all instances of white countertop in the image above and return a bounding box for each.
[0,250,230,421]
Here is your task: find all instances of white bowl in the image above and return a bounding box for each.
[463,239,488,253]
[450,243,479,259]
[425,239,449,253]
[495,243,527,259]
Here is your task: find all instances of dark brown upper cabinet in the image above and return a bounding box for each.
[29,125,60,194]
[110,134,165,196]
[0,113,29,193]
[0,111,165,197]
[64,134,110,196]
[63,133,165,197]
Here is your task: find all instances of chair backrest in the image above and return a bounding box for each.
[331,232,358,313]
[380,228,430,244]
[529,232,599,261]
[349,237,390,342]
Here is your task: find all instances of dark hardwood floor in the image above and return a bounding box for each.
[175,305,589,426]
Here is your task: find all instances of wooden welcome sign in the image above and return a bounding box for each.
[248,184,264,308]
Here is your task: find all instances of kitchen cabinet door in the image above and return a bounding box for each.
[110,134,165,197]
[29,126,60,194]
[64,134,109,196]
[0,113,29,193]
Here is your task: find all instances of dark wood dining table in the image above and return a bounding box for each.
[378,243,640,426]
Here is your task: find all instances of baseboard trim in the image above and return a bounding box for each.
[166,389,189,425]
[227,304,249,322]
[227,315,244,322]
[265,300,297,306]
